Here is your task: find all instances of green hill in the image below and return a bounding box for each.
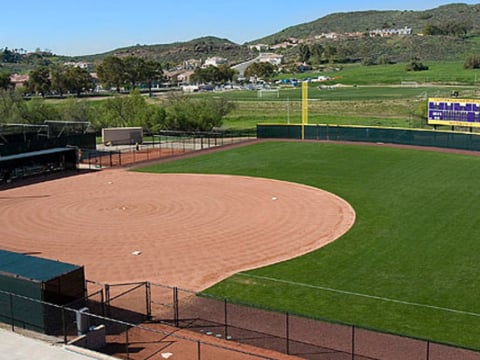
[5,3,480,69]
[79,36,254,65]
[253,3,480,43]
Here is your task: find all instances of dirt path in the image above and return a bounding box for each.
[0,169,355,291]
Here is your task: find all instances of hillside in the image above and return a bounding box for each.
[4,3,480,70]
[79,3,480,65]
[79,36,254,65]
[252,3,480,44]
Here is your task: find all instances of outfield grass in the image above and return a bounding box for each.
[202,83,478,130]
[136,141,480,350]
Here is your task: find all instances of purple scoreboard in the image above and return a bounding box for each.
[428,98,480,128]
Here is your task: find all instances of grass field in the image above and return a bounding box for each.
[274,61,480,86]
[136,141,480,350]
[196,83,479,130]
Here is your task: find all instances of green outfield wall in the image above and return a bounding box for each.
[257,124,480,151]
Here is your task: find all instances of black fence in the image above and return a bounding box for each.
[80,129,257,169]
[3,281,480,359]
[67,281,480,360]
[0,287,276,360]
[257,124,480,152]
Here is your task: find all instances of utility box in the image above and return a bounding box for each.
[0,250,86,334]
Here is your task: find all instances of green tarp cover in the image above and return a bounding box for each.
[0,250,80,282]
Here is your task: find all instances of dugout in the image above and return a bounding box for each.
[0,147,77,184]
[0,250,86,334]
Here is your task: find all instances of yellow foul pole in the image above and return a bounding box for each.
[302,81,308,140]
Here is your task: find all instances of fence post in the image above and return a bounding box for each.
[105,284,111,318]
[125,324,130,360]
[100,289,105,317]
[352,325,355,360]
[9,294,14,331]
[62,306,67,344]
[224,299,228,339]
[145,282,152,320]
[173,287,179,327]
[286,312,290,355]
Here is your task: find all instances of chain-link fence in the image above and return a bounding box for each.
[0,288,280,360]
[3,282,480,359]
[79,129,256,169]
[96,282,480,360]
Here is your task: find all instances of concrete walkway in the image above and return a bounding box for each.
[0,328,116,360]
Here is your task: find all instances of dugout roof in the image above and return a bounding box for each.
[0,250,81,282]
[0,147,75,163]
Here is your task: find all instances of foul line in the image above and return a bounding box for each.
[237,273,480,318]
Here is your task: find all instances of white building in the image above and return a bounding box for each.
[203,56,228,67]
[63,61,92,69]
[258,53,283,66]
[370,26,412,37]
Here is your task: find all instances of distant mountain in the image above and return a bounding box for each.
[242,3,480,64]
[7,3,480,69]
[251,3,480,44]
[79,36,254,65]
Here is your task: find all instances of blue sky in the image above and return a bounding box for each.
[1,0,478,56]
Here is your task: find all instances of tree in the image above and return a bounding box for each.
[97,56,163,94]
[406,60,429,72]
[244,62,276,80]
[20,97,60,124]
[26,66,51,96]
[0,89,26,123]
[95,89,166,132]
[96,56,126,92]
[464,54,480,69]
[216,64,236,83]
[143,60,164,96]
[423,22,471,37]
[310,44,324,65]
[123,56,145,89]
[165,94,235,131]
[191,65,235,84]
[0,88,59,124]
[62,98,94,122]
[0,72,12,90]
[298,44,311,63]
[64,66,95,96]
[50,64,69,96]
[323,44,337,63]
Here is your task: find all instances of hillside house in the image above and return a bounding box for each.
[203,56,228,67]
[370,26,412,37]
[258,53,283,66]
[63,61,92,70]
[183,58,202,70]
[9,74,29,89]
[248,44,269,51]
